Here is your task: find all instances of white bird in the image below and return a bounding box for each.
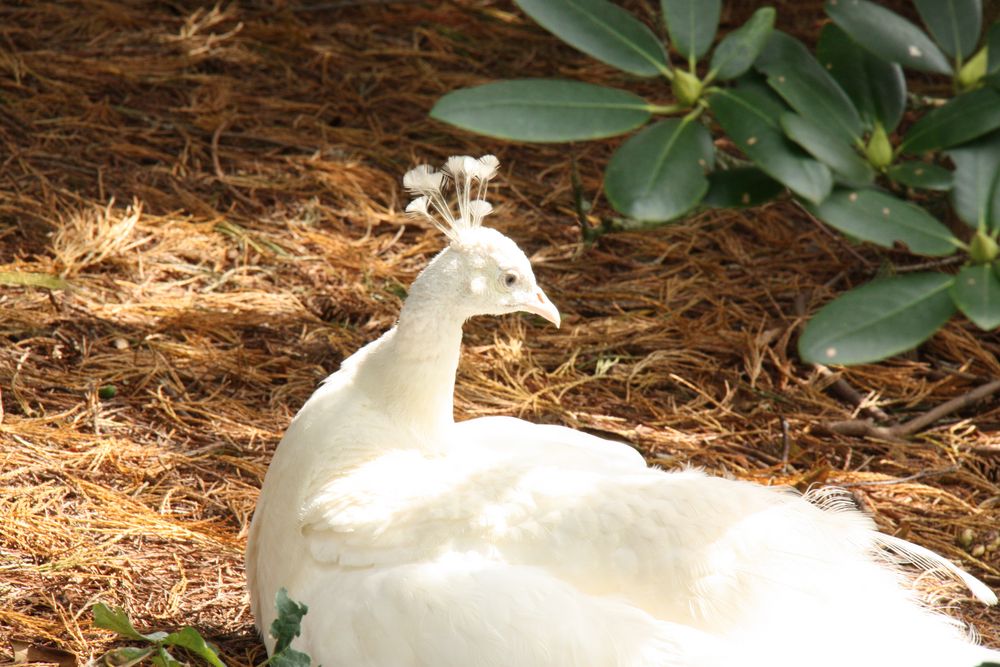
[246,154,1000,667]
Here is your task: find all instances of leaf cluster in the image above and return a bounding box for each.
[432,0,1000,365]
[92,604,225,667]
[92,589,311,667]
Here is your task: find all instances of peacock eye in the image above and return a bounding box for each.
[502,271,519,288]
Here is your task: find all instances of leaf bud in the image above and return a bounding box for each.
[969,229,999,263]
[958,47,988,90]
[865,122,893,169]
[671,69,703,107]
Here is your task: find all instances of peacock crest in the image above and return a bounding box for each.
[403,154,499,243]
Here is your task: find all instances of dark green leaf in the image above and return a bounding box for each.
[885,162,954,191]
[703,167,784,207]
[93,604,149,642]
[102,647,154,667]
[605,118,713,222]
[780,112,873,185]
[817,24,906,131]
[988,22,1000,75]
[270,648,312,667]
[660,0,720,63]
[947,130,1000,229]
[914,0,981,60]
[162,628,225,667]
[985,23,1000,88]
[798,272,956,365]
[825,0,952,74]
[431,80,652,142]
[951,263,1000,329]
[709,83,832,203]
[756,31,864,142]
[515,0,669,77]
[0,271,70,290]
[150,647,182,667]
[271,588,308,655]
[901,87,1000,153]
[708,7,775,81]
[807,188,960,256]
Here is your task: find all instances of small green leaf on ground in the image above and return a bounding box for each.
[708,6,775,81]
[515,0,669,77]
[703,167,783,208]
[162,628,225,667]
[709,82,832,204]
[98,385,118,400]
[825,0,951,74]
[102,647,154,667]
[817,24,906,132]
[807,188,959,256]
[885,162,954,191]
[901,87,1000,154]
[150,646,182,667]
[431,79,652,142]
[93,604,149,642]
[951,263,1000,330]
[605,118,713,222]
[0,271,70,290]
[661,0,721,63]
[799,272,956,365]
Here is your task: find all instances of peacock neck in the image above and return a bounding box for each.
[356,263,467,450]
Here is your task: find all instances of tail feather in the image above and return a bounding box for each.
[876,533,998,606]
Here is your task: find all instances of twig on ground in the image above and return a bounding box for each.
[815,365,893,422]
[894,378,1000,437]
[211,120,257,210]
[780,416,791,472]
[833,465,960,487]
[818,419,906,442]
[820,379,1000,443]
[926,361,989,383]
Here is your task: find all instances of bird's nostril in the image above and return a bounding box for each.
[536,292,544,304]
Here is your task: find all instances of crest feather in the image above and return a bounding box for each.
[402,154,498,243]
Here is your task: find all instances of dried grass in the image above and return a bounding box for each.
[0,1,997,665]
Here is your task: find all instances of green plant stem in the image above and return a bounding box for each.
[645,103,684,115]
[569,154,597,243]
[683,101,708,124]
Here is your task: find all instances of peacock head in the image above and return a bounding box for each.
[402,155,560,327]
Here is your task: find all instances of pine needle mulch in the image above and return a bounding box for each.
[1,1,998,664]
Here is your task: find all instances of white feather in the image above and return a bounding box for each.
[467,199,493,225]
[402,163,443,194]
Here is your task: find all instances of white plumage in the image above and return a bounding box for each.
[246,155,999,667]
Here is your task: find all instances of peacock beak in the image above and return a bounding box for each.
[522,288,560,328]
